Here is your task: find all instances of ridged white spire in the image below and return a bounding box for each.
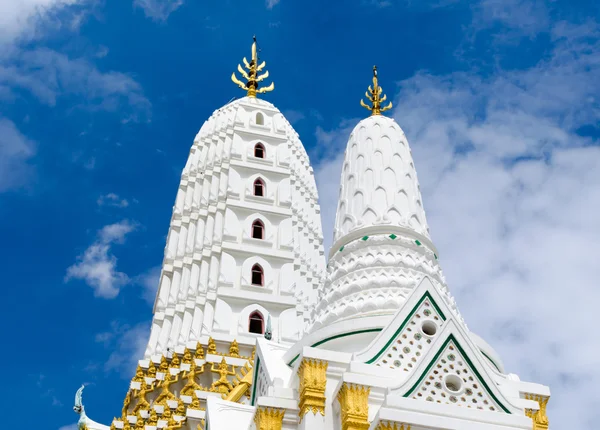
[332,115,430,247]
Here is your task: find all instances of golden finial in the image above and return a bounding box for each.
[229,339,240,358]
[207,337,217,355]
[231,35,274,98]
[147,360,157,378]
[195,342,205,359]
[360,65,393,116]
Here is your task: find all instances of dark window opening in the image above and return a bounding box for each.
[254,178,265,197]
[251,264,264,286]
[254,143,265,159]
[249,311,264,334]
[252,220,264,239]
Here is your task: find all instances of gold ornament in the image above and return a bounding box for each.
[360,66,392,116]
[155,372,178,404]
[147,361,157,378]
[254,407,285,430]
[338,383,370,430]
[297,358,328,421]
[132,384,150,414]
[147,408,159,426]
[134,411,145,430]
[207,337,217,355]
[175,399,186,416]
[377,423,411,430]
[189,392,202,410]
[159,356,170,375]
[182,348,193,365]
[195,342,205,359]
[229,339,240,358]
[170,352,181,369]
[122,391,132,419]
[225,361,254,403]
[132,365,145,383]
[210,357,236,396]
[231,36,275,98]
[525,394,549,430]
[181,359,205,396]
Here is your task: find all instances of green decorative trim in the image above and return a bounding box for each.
[415,239,422,246]
[480,350,502,373]
[434,253,438,260]
[389,234,397,239]
[365,291,446,364]
[361,235,369,241]
[339,245,344,252]
[287,328,382,367]
[250,356,261,406]
[403,334,511,414]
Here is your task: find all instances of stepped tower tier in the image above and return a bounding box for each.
[146,93,326,358]
[308,67,462,351]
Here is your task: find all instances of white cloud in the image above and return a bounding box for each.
[473,0,550,38]
[0,0,85,44]
[0,48,151,119]
[97,193,129,208]
[0,117,35,193]
[135,265,161,305]
[133,0,183,21]
[98,322,150,377]
[314,19,600,429]
[58,424,78,430]
[65,220,137,298]
[265,0,280,9]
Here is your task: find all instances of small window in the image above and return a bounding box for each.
[251,264,264,286]
[254,143,265,159]
[256,112,264,125]
[253,178,265,197]
[249,311,264,334]
[252,220,264,239]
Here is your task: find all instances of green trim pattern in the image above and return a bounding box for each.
[250,356,261,406]
[403,334,511,414]
[287,328,382,367]
[365,291,446,364]
[361,235,369,241]
[415,239,422,246]
[332,233,438,261]
[480,350,502,373]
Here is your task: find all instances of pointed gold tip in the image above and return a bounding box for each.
[360,65,393,116]
[231,36,274,98]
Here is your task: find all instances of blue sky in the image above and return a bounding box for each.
[1,0,599,429]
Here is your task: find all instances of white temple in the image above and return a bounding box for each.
[73,38,551,430]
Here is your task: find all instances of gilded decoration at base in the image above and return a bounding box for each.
[377,423,411,430]
[297,358,328,421]
[207,337,217,355]
[338,383,370,430]
[211,357,236,396]
[225,361,254,402]
[254,407,285,430]
[231,36,274,98]
[525,394,549,430]
[360,66,392,116]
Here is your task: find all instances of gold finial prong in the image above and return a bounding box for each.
[231,36,274,98]
[361,65,392,116]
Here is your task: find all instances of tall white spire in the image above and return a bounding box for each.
[309,68,460,339]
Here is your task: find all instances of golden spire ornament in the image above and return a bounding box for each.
[231,36,274,98]
[360,65,392,116]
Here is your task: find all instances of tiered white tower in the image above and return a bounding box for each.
[72,52,551,430]
[145,91,325,357]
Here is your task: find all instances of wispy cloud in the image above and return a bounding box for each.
[135,266,161,305]
[65,220,137,298]
[314,19,600,429]
[58,423,78,430]
[0,117,36,193]
[0,48,151,120]
[134,0,184,22]
[97,193,130,208]
[97,321,150,377]
[266,0,280,10]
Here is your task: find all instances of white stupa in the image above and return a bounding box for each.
[72,42,551,430]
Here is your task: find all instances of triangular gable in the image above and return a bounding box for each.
[353,277,448,373]
[390,320,518,414]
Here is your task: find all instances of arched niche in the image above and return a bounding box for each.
[241,256,273,289]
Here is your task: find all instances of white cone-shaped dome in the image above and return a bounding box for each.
[309,114,461,341]
[332,114,430,249]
